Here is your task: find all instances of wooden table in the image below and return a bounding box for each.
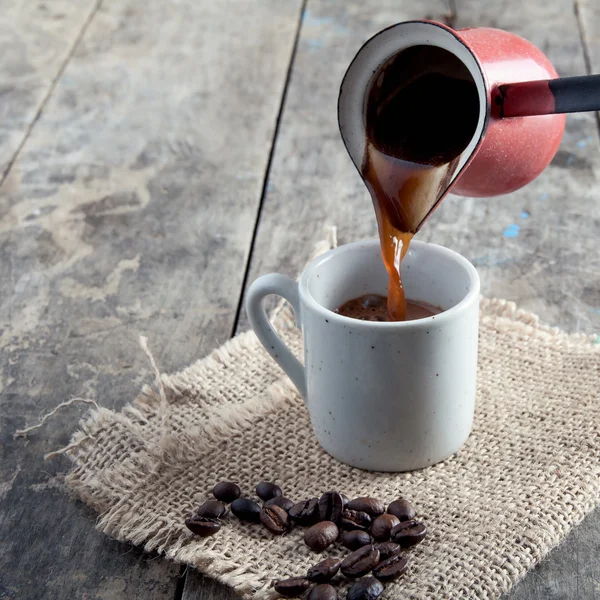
[1,0,599,598]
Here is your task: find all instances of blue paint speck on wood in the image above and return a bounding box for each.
[306,39,324,50]
[540,192,549,201]
[503,224,520,238]
[521,211,530,219]
[567,154,575,165]
[302,9,333,26]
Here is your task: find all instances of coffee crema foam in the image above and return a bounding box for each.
[336,294,441,322]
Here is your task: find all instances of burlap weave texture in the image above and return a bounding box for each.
[61,245,600,600]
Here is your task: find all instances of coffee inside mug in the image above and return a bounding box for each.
[303,240,476,319]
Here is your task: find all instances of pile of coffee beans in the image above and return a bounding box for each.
[184,482,427,599]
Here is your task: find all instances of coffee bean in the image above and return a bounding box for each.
[374,542,401,561]
[340,545,380,578]
[272,577,310,597]
[340,509,372,531]
[318,491,344,523]
[265,496,294,512]
[289,498,319,526]
[307,558,341,583]
[387,498,416,522]
[341,530,371,551]
[185,515,221,537]
[211,481,241,504]
[308,584,338,600]
[260,504,290,534]
[346,576,384,600]
[256,481,283,501]
[196,499,228,520]
[370,514,400,541]
[373,553,409,583]
[347,497,386,518]
[390,519,427,548]
[341,494,350,508]
[304,521,339,552]
[230,498,261,523]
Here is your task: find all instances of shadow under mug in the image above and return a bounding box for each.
[246,240,480,472]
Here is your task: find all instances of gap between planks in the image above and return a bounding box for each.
[0,0,103,190]
[574,0,600,138]
[229,0,310,339]
[175,1,308,598]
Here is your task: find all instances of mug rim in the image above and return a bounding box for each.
[299,239,480,328]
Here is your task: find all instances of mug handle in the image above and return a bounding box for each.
[246,274,307,400]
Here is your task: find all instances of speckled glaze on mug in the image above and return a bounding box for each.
[246,240,480,472]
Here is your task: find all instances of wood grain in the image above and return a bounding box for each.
[3,0,599,598]
[0,0,301,598]
[578,0,600,74]
[0,0,99,178]
[578,0,600,136]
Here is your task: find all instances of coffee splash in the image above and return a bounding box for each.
[362,45,479,320]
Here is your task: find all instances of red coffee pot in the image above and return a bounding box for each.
[338,21,600,228]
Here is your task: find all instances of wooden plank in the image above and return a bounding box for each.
[0,0,302,598]
[181,570,233,600]
[577,0,600,136]
[578,0,600,73]
[0,0,98,178]
[234,1,600,600]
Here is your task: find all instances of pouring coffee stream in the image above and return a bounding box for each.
[339,21,600,321]
[361,44,479,320]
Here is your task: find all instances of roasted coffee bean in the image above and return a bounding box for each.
[318,491,344,523]
[256,481,283,501]
[341,530,371,551]
[308,584,338,600]
[307,558,341,583]
[341,493,350,508]
[304,521,339,552]
[374,542,401,561]
[185,515,221,537]
[272,577,310,597]
[370,514,400,541]
[230,498,261,523]
[340,509,371,531]
[387,498,416,522]
[265,496,294,512]
[391,519,427,548]
[260,504,290,534]
[373,553,409,583]
[346,576,384,600]
[196,499,228,520]
[347,497,386,518]
[340,545,380,578]
[211,481,241,504]
[289,498,319,525]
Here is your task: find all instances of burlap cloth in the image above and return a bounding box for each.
[55,236,600,599]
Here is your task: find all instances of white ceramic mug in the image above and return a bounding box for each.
[246,239,480,472]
